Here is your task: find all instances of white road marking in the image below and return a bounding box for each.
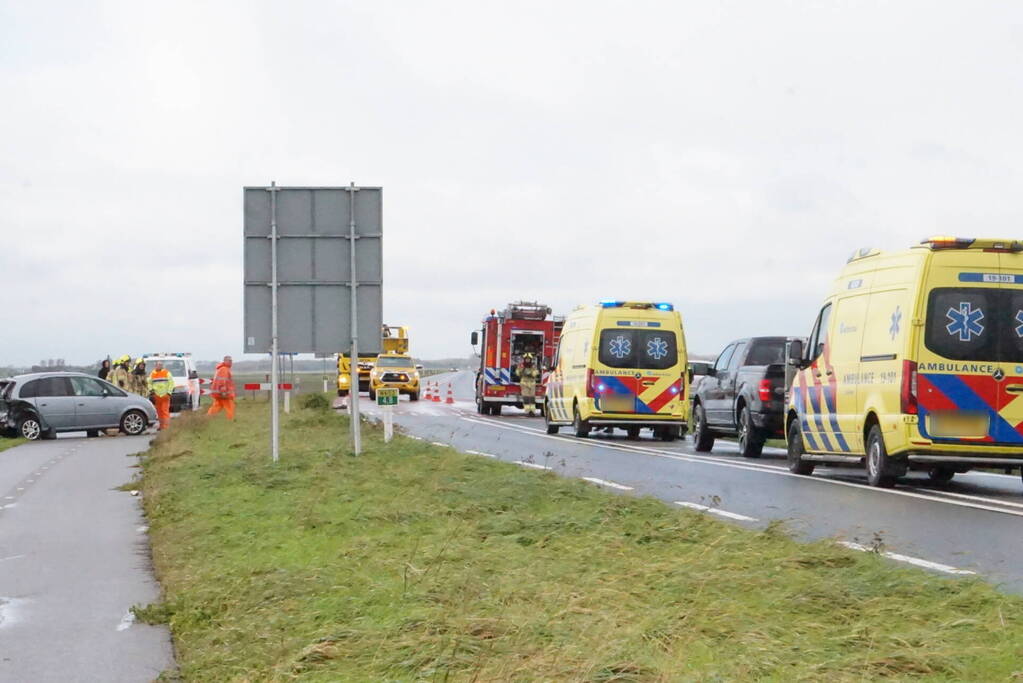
[0,597,27,629]
[430,441,447,447]
[2,504,16,510]
[407,435,423,441]
[675,501,758,522]
[904,487,1023,510]
[838,541,977,576]
[582,477,633,491]
[465,450,497,458]
[116,610,135,631]
[459,416,1023,518]
[515,460,551,470]
[0,555,25,563]
[136,525,149,533]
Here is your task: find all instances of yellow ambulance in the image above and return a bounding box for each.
[786,236,1023,487]
[544,301,688,440]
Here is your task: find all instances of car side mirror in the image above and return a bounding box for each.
[470,331,479,346]
[787,339,804,367]
[706,367,717,377]
[690,364,708,377]
[188,370,199,380]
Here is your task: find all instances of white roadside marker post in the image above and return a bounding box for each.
[377,388,398,443]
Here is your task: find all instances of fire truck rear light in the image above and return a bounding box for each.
[758,379,772,402]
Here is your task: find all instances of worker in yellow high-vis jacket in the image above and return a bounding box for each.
[148,360,175,430]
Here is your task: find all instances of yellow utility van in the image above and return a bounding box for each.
[544,301,688,440]
[786,236,1023,487]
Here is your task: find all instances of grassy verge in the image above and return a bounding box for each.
[0,437,27,453]
[140,401,1023,681]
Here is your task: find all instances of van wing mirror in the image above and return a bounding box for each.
[470,331,479,346]
[787,339,804,366]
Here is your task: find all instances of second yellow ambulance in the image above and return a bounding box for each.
[544,301,688,440]
[787,237,1023,487]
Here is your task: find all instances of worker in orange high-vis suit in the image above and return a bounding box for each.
[148,360,175,430]
[207,355,236,420]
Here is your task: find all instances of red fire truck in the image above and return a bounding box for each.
[471,301,563,415]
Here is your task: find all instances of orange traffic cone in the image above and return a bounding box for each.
[423,382,432,401]
[445,383,455,404]
[432,381,442,402]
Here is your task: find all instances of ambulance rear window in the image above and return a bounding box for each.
[924,287,1023,362]
[598,330,677,370]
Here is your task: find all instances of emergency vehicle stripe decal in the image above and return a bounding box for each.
[820,343,850,452]
[920,374,1023,443]
[807,380,834,452]
[794,373,819,451]
[645,380,680,413]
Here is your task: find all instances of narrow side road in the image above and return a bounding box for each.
[0,434,174,682]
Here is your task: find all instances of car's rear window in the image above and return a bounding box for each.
[598,329,677,370]
[745,340,785,366]
[20,377,73,398]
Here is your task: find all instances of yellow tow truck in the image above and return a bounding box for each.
[337,325,410,396]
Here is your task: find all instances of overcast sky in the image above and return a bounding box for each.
[4,1,1023,365]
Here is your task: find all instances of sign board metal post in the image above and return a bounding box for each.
[269,182,280,463]
[376,388,399,442]
[348,182,362,455]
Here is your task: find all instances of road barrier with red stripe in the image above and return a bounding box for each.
[243,383,294,391]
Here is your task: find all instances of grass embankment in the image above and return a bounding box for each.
[139,401,1023,681]
[0,437,27,453]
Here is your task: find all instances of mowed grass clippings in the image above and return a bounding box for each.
[141,402,1023,681]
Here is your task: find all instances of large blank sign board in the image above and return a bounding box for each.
[243,186,382,355]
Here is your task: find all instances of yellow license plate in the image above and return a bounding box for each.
[602,396,635,413]
[928,412,990,438]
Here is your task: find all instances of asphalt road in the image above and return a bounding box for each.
[358,370,1023,591]
[0,432,174,682]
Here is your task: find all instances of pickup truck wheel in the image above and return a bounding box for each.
[787,420,815,475]
[737,407,765,458]
[626,426,640,440]
[866,425,898,488]
[409,391,419,402]
[368,388,376,400]
[545,402,560,434]
[573,404,590,438]
[692,404,714,452]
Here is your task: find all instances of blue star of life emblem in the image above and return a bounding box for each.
[946,302,984,342]
[647,337,669,360]
[609,335,631,359]
[1016,311,1023,338]
[889,306,902,340]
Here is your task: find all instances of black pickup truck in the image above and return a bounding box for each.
[690,336,802,458]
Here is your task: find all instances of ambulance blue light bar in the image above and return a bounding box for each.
[600,300,625,308]
[654,303,674,311]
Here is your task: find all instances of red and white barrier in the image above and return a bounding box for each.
[243,383,294,391]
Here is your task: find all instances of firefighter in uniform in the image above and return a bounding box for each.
[129,358,148,396]
[109,355,131,391]
[207,355,236,420]
[518,353,540,417]
[148,360,175,430]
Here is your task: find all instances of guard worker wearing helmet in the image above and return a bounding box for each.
[518,353,540,417]
[149,360,174,430]
[207,355,236,420]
